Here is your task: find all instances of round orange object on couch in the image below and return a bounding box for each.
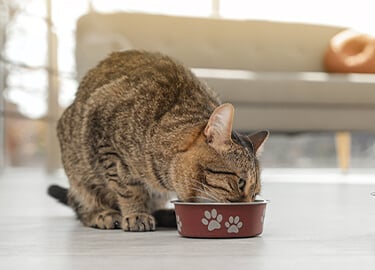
[324,29,375,73]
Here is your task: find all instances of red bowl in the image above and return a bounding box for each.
[172,200,268,238]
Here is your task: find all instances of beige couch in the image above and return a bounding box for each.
[75,12,375,169]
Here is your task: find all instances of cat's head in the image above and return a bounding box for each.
[172,103,269,203]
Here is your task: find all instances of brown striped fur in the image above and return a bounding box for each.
[57,50,269,231]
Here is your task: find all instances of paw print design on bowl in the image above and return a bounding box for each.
[225,216,243,233]
[201,209,222,231]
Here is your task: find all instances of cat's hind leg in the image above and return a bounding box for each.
[68,184,122,230]
[87,209,122,229]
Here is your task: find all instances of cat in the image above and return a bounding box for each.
[49,50,269,232]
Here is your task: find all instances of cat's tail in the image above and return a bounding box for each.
[47,185,69,205]
[153,209,177,228]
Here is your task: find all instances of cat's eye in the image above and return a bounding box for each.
[238,178,246,191]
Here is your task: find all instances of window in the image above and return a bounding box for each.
[1,0,374,172]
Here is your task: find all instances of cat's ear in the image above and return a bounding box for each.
[204,103,234,150]
[248,130,269,157]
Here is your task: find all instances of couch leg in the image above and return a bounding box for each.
[335,132,351,172]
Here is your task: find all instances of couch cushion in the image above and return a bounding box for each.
[198,70,375,105]
[76,12,344,80]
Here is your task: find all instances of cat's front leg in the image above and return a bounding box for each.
[122,212,156,231]
[109,180,156,232]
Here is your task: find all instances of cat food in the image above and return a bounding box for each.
[172,200,268,238]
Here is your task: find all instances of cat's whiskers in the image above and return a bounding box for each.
[196,181,222,201]
[189,179,222,202]
[190,187,220,202]
[188,180,218,200]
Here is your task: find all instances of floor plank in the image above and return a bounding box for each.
[0,169,374,270]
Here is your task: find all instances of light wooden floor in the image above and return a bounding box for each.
[0,169,374,270]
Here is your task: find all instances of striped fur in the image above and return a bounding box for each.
[57,50,268,231]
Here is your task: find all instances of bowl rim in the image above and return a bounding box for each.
[171,199,269,206]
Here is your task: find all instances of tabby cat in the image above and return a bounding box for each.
[50,50,269,232]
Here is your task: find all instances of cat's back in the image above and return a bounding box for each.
[75,50,194,102]
[58,50,220,148]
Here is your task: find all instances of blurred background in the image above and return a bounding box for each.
[0,0,374,174]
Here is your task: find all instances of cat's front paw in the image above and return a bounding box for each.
[122,213,156,232]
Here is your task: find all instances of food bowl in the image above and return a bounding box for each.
[172,200,268,238]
